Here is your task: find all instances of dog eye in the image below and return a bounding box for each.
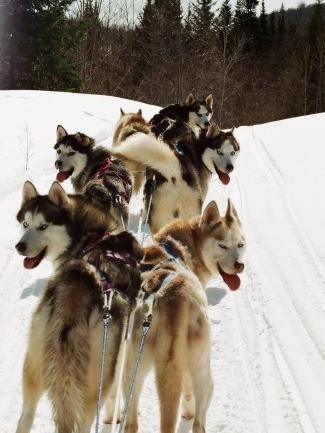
[57,149,61,155]
[198,113,202,117]
[39,224,48,231]
[231,151,236,156]
[218,243,228,250]
[68,151,76,156]
[23,221,28,228]
[238,243,244,248]
[217,150,224,156]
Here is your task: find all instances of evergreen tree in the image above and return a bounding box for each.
[277,3,286,45]
[0,0,80,90]
[257,0,270,52]
[218,0,233,31]
[191,0,216,43]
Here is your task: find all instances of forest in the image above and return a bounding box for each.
[1,0,324,126]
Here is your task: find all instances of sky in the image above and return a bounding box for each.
[0,90,325,433]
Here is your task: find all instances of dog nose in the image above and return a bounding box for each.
[16,242,26,253]
[55,160,62,169]
[204,121,210,127]
[226,164,234,173]
[234,261,244,273]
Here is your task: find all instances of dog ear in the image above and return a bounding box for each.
[185,93,195,105]
[137,108,142,116]
[225,199,240,225]
[120,108,125,116]
[48,182,70,208]
[206,122,220,138]
[56,125,68,142]
[205,94,213,111]
[200,201,221,230]
[74,132,93,147]
[22,181,38,206]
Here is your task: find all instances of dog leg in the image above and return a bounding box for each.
[124,345,153,433]
[15,354,44,433]
[181,374,195,420]
[190,342,213,433]
[103,382,121,424]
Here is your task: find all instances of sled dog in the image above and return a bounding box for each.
[150,93,213,141]
[111,122,240,234]
[54,125,132,232]
[15,181,143,433]
[113,109,151,193]
[124,199,246,433]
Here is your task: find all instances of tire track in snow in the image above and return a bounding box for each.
[235,126,325,432]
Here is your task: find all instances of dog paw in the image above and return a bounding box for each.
[181,410,194,420]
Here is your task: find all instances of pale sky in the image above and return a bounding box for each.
[133,0,316,15]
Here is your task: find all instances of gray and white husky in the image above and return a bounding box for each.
[15,180,143,433]
[54,125,132,232]
[112,122,240,234]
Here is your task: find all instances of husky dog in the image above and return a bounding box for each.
[113,109,151,193]
[124,199,246,433]
[15,181,143,433]
[150,93,213,141]
[54,125,132,232]
[111,122,240,234]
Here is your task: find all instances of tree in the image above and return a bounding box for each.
[191,0,216,44]
[0,0,80,90]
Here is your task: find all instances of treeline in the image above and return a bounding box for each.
[1,0,324,126]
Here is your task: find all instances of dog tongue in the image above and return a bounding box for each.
[56,170,71,182]
[218,266,241,291]
[217,169,230,185]
[24,256,39,269]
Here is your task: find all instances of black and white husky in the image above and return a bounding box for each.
[54,125,132,232]
[150,93,213,142]
[111,122,240,234]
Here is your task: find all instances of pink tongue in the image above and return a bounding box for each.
[217,169,230,185]
[56,171,71,182]
[219,267,241,291]
[24,257,39,269]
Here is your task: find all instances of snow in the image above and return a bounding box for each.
[0,90,325,433]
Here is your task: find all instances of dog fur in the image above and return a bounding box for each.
[123,199,246,433]
[15,181,144,433]
[112,109,151,193]
[150,93,213,141]
[54,125,132,232]
[111,122,240,234]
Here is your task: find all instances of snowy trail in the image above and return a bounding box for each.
[0,91,324,433]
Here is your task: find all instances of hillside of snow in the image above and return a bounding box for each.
[0,90,324,433]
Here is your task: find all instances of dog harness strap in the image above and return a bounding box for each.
[105,250,137,267]
[81,232,111,255]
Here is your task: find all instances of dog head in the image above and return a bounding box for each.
[201,123,240,185]
[186,93,213,131]
[113,108,149,145]
[54,125,95,182]
[200,199,246,290]
[15,181,72,268]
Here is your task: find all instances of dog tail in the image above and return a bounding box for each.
[111,132,180,179]
[44,305,92,432]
